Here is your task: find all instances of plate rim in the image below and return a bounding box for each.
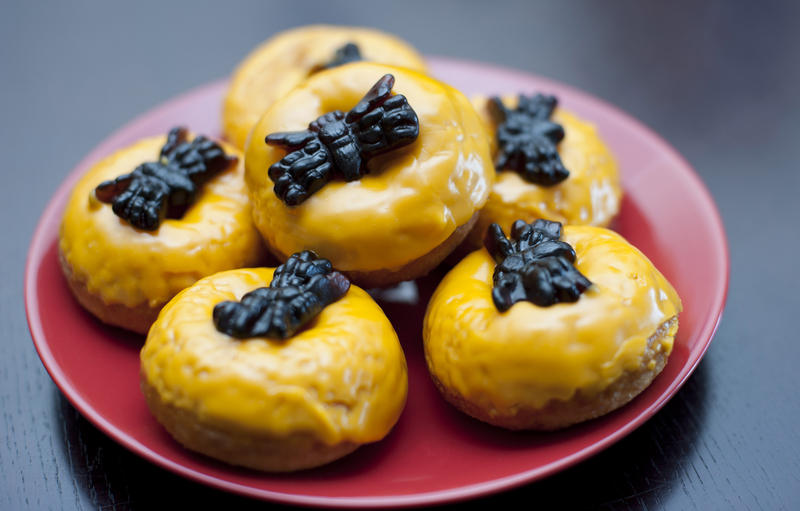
[25,56,730,508]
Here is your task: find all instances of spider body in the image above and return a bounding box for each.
[94,127,237,230]
[313,42,363,72]
[213,251,351,340]
[485,219,591,311]
[489,94,569,186]
[265,74,419,205]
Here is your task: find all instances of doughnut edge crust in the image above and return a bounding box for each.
[423,226,682,430]
[245,62,494,283]
[58,133,265,334]
[140,267,408,471]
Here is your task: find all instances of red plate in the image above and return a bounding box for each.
[25,57,729,508]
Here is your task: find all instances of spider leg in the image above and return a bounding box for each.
[160,126,189,160]
[538,120,565,144]
[492,270,527,312]
[510,220,533,243]
[309,111,346,132]
[380,96,419,147]
[94,173,133,203]
[265,130,318,151]
[484,223,515,263]
[113,177,164,231]
[488,96,511,124]
[299,163,333,196]
[532,219,563,239]
[522,263,556,306]
[345,74,395,123]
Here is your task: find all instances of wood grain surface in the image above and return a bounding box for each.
[3,1,799,509]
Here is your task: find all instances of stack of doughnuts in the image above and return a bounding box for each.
[58,24,681,471]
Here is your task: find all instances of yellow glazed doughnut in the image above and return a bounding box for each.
[140,267,408,472]
[59,131,266,334]
[245,62,494,288]
[424,224,681,430]
[467,95,622,246]
[223,25,428,149]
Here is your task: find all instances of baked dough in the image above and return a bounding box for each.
[140,267,408,471]
[223,25,427,149]
[245,62,494,287]
[423,225,681,430]
[59,132,265,334]
[468,95,622,246]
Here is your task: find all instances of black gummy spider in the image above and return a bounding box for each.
[265,73,419,205]
[94,127,237,230]
[213,251,351,339]
[484,219,592,311]
[489,94,569,186]
[312,42,363,72]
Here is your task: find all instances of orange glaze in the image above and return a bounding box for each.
[245,62,494,273]
[468,95,622,245]
[59,134,264,310]
[223,25,428,149]
[424,225,682,411]
[140,267,408,444]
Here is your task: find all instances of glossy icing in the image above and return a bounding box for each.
[140,268,407,444]
[245,62,494,272]
[59,134,264,309]
[223,25,428,149]
[469,95,622,244]
[424,225,682,410]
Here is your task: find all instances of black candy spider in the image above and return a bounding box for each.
[311,42,363,72]
[265,73,419,205]
[94,127,237,230]
[484,219,592,311]
[489,94,569,186]
[213,251,351,340]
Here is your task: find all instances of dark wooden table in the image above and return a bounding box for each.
[4,2,799,509]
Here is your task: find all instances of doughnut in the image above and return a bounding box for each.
[140,255,408,472]
[244,62,494,288]
[423,220,682,430]
[59,127,266,334]
[466,94,622,246]
[223,25,427,149]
